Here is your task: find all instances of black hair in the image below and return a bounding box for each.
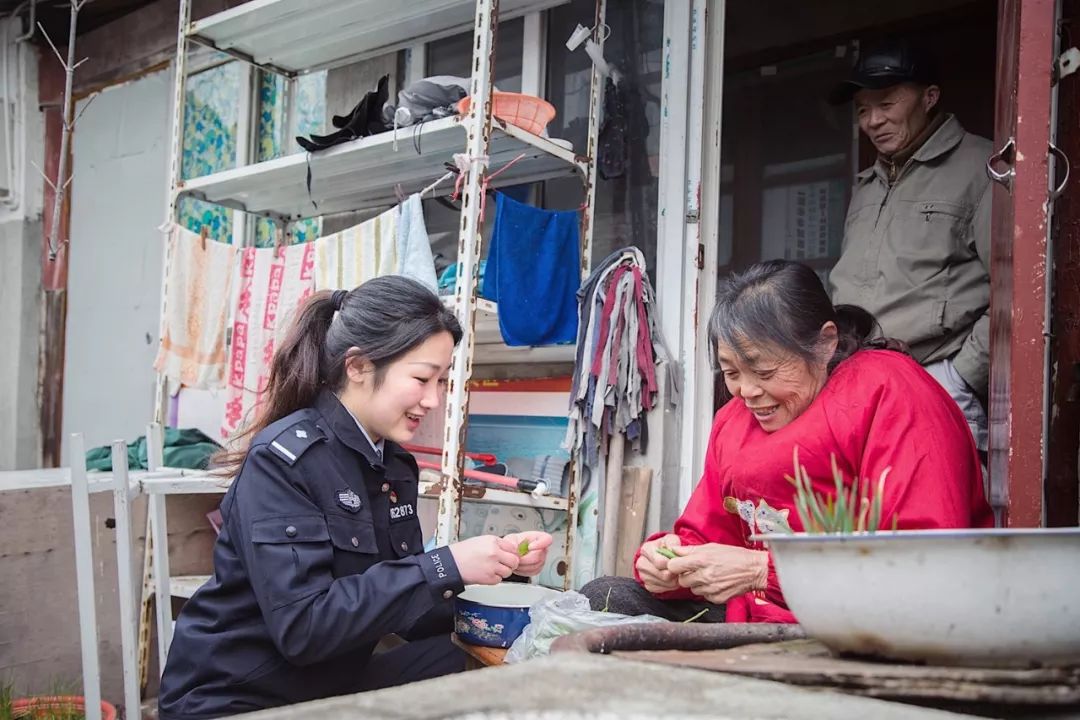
[217,275,461,473]
[708,260,896,374]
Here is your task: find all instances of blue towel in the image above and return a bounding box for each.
[482,192,580,346]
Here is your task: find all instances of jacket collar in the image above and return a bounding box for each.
[856,114,966,184]
[315,390,409,468]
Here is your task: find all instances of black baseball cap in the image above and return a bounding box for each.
[828,39,938,105]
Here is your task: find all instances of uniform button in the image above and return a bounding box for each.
[442,590,453,599]
[285,525,297,538]
[400,541,409,552]
[351,537,360,548]
[381,483,390,492]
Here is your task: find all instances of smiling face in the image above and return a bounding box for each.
[339,330,455,445]
[717,325,837,432]
[854,82,939,156]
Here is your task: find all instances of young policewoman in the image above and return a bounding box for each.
[159,275,552,719]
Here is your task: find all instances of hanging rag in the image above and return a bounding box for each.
[314,206,398,291]
[396,193,439,292]
[154,225,237,390]
[222,242,316,438]
[85,427,222,471]
[482,192,580,346]
[564,247,672,468]
[597,77,629,180]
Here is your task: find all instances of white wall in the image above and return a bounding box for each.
[61,68,171,460]
[0,17,45,471]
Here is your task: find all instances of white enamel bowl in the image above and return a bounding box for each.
[756,528,1080,667]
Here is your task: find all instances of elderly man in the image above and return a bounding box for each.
[828,39,992,454]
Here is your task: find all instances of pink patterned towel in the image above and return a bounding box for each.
[222,242,315,438]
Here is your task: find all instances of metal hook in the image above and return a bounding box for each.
[1049,141,1071,201]
[986,136,1016,192]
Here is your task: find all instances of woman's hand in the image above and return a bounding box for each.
[448,535,520,585]
[635,534,683,594]
[501,531,553,576]
[666,543,769,604]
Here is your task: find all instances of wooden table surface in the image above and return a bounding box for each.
[452,633,508,668]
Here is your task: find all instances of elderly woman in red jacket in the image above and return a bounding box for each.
[582,260,993,624]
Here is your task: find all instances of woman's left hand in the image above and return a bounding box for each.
[500,531,553,577]
[666,543,769,604]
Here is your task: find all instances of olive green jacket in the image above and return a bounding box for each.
[829,115,992,395]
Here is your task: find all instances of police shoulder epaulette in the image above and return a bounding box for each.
[267,419,327,466]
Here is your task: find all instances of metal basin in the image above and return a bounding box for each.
[757,528,1080,667]
[454,583,561,648]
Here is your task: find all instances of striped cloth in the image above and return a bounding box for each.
[313,206,398,290]
[154,225,237,390]
[222,242,315,438]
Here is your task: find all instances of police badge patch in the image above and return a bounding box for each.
[336,489,362,512]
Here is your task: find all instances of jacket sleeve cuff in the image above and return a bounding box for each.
[950,348,988,397]
[416,545,466,601]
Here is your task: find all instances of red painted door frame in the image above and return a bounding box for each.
[989,0,1056,527]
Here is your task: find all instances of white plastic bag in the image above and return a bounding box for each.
[504,590,666,663]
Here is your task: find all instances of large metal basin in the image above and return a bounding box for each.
[757,528,1080,667]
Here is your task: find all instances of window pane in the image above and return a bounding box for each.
[179,61,243,242]
[544,0,666,278]
[426,17,524,91]
[254,71,326,246]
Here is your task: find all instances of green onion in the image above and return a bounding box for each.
[517,540,530,556]
[683,608,709,623]
[787,447,896,534]
[655,546,677,560]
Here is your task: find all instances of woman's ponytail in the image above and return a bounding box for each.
[211,290,337,475]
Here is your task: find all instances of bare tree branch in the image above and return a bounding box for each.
[72,92,97,127]
[45,1,84,261]
[72,56,89,70]
[30,160,58,192]
[37,23,66,69]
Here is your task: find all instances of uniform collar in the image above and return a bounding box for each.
[315,390,404,468]
[857,114,966,184]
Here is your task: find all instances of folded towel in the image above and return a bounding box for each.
[314,206,398,290]
[154,225,237,390]
[397,193,438,292]
[482,193,580,346]
[223,242,315,438]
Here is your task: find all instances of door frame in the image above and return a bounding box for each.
[989,0,1057,527]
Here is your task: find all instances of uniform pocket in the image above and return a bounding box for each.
[389,519,424,558]
[325,513,379,577]
[250,515,331,608]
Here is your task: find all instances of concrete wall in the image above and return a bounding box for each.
[0,17,44,472]
[0,218,42,470]
[0,486,221,706]
[60,69,171,461]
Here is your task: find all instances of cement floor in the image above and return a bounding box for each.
[239,652,979,720]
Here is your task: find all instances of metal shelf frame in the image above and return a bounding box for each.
[151,4,605,681]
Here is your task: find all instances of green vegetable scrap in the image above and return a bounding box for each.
[682,608,709,623]
[655,546,677,560]
[517,540,530,556]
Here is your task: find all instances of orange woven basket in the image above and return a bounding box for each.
[456,92,556,136]
[12,696,117,720]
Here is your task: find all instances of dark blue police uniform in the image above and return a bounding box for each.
[158,390,466,719]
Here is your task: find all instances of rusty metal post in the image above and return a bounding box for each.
[436,0,499,546]
[153,0,193,426]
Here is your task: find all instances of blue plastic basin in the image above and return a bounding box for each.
[454,584,561,648]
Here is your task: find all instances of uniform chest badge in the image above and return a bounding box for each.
[336,489,362,512]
